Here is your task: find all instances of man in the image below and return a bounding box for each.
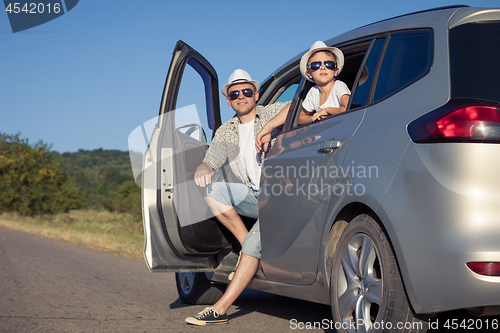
[185,69,290,326]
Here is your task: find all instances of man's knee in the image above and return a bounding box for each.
[205,194,234,216]
[205,194,224,207]
[241,223,261,259]
[204,194,216,206]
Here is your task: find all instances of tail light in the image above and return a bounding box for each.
[466,262,500,276]
[408,99,500,143]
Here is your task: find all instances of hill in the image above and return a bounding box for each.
[61,148,141,218]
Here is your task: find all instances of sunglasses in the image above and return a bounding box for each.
[228,88,255,100]
[307,60,337,72]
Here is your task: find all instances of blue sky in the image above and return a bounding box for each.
[1,0,498,153]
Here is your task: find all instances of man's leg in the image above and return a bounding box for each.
[213,253,259,314]
[184,254,258,326]
[215,219,261,314]
[205,195,248,246]
[185,221,261,326]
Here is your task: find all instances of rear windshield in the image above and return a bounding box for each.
[450,22,500,104]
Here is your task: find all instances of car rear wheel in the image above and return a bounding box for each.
[175,272,226,305]
[330,214,428,332]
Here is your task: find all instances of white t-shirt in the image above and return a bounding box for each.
[302,80,351,113]
[238,120,261,191]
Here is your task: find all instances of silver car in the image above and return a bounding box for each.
[134,5,500,332]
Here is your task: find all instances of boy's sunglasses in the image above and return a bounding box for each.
[307,61,337,72]
[228,88,255,100]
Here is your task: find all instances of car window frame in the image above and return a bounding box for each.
[348,37,387,110]
[258,65,300,106]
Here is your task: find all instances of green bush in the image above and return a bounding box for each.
[0,133,79,215]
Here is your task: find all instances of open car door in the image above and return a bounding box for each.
[133,41,230,272]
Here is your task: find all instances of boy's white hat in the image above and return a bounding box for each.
[221,69,260,97]
[300,41,344,82]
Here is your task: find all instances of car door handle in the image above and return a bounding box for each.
[318,139,341,153]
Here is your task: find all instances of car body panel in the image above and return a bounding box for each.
[378,142,500,313]
[259,109,366,285]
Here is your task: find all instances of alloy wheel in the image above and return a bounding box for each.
[337,233,383,332]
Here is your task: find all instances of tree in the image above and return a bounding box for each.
[61,148,140,215]
[0,133,79,215]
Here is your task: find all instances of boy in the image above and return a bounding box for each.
[256,41,350,152]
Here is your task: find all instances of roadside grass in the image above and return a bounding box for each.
[0,209,144,260]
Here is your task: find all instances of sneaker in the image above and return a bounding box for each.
[185,306,229,326]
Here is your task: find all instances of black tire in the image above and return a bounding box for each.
[330,214,429,333]
[175,272,226,305]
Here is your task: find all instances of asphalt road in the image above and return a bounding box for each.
[2,226,498,333]
[0,226,333,332]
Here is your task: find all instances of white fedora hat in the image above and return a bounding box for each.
[300,41,344,82]
[221,69,261,97]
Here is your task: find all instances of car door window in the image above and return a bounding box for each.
[175,63,213,143]
[259,71,301,107]
[373,31,432,102]
[273,83,298,103]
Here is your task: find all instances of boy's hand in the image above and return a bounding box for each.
[194,163,214,187]
[256,126,272,153]
[312,109,329,122]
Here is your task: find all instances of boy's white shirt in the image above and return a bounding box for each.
[302,80,351,112]
[238,119,261,191]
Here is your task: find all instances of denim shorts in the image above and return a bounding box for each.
[206,182,261,259]
[241,220,261,259]
[205,182,259,219]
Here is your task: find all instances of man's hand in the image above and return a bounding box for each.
[256,126,272,153]
[194,162,214,187]
[256,103,291,152]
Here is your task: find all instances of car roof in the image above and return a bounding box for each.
[325,5,464,44]
[345,5,469,33]
[265,5,481,82]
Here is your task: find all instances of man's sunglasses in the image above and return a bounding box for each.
[307,60,337,72]
[228,88,255,100]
